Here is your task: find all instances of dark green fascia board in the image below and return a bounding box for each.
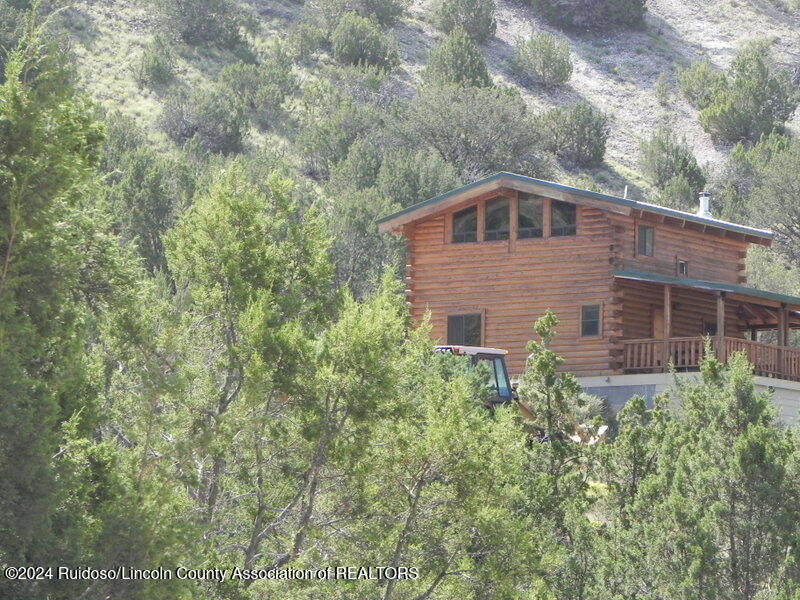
[613,269,800,308]
[377,171,774,240]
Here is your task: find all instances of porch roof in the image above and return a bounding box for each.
[613,269,800,313]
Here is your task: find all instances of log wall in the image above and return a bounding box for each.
[407,197,616,376]
[405,190,756,377]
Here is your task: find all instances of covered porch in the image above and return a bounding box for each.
[614,270,800,381]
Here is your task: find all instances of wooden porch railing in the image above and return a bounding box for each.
[623,337,800,382]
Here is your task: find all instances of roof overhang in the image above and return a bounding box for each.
[377,172,774,245]
[613,269,800,327]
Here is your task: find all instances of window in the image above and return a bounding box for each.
[484,197,510,241]
[637,225,654,256]
[703,320,717,336]
[490,356,511,399]
[551,200,577,236]
[581,305,600,337]
[447,313,482,346]
[452,206,477,243]
[677,259,688,277]
[518,193,544,239]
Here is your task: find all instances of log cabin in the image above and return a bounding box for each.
[378,172,800,422]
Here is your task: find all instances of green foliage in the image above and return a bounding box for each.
[296,78,384,178]
[287,20,327,62]
[680,42,799,143]
[331,12,398,69]
[538,99,609,167]
[353,0,410,24]
[423,26,492,88]
[325,188,403,299]
[399,84,547,180]
[376,147,462,207]
[133,36,176,88]
[749,137,800,262]
[105,147,195,273]
[639,124,706,209]
[217,46,296,128]
[676,59,726,109]
[530,0,647,30]
[715,132,791,222]
[431,0,497,42]
[511,31,572,87]
[160,84,248,154]
[157,0,245,48]
[0,20,104,576]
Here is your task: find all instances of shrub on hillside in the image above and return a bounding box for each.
[376,148,462,206]
[715,133,790,221]
[327,139,384,193]
[133,36,176,88]
[423,27,492,88]
[538,100,609,167]
[680,42,799,144]
[158,0,245,48]
[676,60,726,109]
[287,21,327,62]
[331,13,398,69]
[296,80,384,178]
[160,85,248,154]
[511,32,572,87]
[530,0,647,30]
[218,47,296,128]
[354,0,410,24]
[399,84,547,180]
[639,124,706,200]
[431,0,497,42]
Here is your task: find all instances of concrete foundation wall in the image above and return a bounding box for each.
[577,373,800,425]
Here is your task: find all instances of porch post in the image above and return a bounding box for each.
[663,284,672,373]
[716,292,726,362]
[779,303,788,376]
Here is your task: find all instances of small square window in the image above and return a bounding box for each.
[637,225,654,257]
[581,305,600,337]
[452,206,477,243]
[447,313,482,346]
[677,260,688,277]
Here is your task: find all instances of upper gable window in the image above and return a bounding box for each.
[637,225,654,256]
[484,197,510,241]
[518,194,544,239]
[452,206,477,243]
[551,200,576,236]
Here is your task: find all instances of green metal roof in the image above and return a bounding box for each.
[613,269,800,308]
[377,171,774,240]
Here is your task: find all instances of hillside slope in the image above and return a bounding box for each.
[63,0,800,198]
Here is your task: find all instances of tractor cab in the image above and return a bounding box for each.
[434,345,514,406]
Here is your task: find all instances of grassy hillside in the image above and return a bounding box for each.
[60,0,800,198]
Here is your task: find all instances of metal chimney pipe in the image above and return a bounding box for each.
[697,192,713,218]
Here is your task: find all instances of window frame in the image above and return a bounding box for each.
[550,199,577,237]
[580,304,601,338]
[451,205,478,244]
[447,312,483,346]
[484,197,511,242]
[637,224,655,257]
[677,259,688,277]
[517,193,545,240]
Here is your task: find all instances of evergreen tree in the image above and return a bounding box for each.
[423,27,493,88]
